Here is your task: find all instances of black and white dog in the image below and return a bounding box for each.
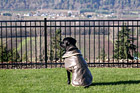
[61,37,93,87]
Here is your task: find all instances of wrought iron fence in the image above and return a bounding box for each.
[0,19,140,69]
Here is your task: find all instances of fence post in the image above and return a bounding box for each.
[44,18,47,68]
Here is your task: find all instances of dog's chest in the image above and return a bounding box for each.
[64,56,77,69]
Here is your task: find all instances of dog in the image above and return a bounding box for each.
[60,37,93,87]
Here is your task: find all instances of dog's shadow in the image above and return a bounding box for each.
[92,80,140,86]
[86,80,140,88]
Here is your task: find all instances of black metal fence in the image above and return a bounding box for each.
[0,19,140,69]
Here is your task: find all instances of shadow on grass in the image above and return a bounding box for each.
[91,80,140,86]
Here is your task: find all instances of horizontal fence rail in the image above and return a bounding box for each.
[0,19,140,69]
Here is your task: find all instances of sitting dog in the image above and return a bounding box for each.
[60,37,93,87]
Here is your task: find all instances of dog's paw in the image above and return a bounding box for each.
[84,86,89,88]
[67,80,71,85]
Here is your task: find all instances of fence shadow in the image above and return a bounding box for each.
[91,80,140,86]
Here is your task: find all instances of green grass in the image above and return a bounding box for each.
[0,68,140,93]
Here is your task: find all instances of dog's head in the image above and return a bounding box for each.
[60,37,77,51]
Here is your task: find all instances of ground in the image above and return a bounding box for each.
[0,68,140,93]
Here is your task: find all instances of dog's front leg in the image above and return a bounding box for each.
[67,70,71,84]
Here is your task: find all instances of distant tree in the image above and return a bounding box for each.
[39,54,44,62]
[0,45,8,62]
[133,52,140,59]
[114,26,137,59]
[48,29,64,61]
[22,53,29,62]
[97,48,107,60]
[100,48,107,60]
[0,44,20,62]
[8,48,20,62]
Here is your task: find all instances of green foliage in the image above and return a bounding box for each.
[100,48,107,60]
[96,48,107,60]
[80,9,95,13]
[8,48,20,62]
[48,29,64,61]
[114,26,137,59]
[0,45,8,62]
[0,44,20,62]
[85,57,88,61]
[133,52,140,58]
[39,54,44,62]
[22,53,29,62]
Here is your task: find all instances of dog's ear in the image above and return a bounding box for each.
[71,39,76,45]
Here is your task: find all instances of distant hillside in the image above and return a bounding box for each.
[0,0,140,11]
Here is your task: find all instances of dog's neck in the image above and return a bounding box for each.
[66,45,78,52]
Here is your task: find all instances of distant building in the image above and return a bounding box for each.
[24,13,32,16]
[41,14,46,16]
[87,15,92,18]
[68,11,72,14]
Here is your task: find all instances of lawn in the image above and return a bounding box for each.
[0,68,140,93]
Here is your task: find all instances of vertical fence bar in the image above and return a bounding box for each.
[137,21,139,68]
[46,21,48,68]
[94,21,95,67]
[98,21,100,66]
[108,21,110,67]
[74,21,76,39]
[84,21,86,59]
[122,21,124,68]
[113,21,115,67]
[55,21,57,67]
[103,21,105,66]
[118,21,120,67]
[35,21,37,68]
[70,21,71,37]
[89,21,91,65]
[30,21,32,68]
[25,22,27,68]
[79,21,81,50]
[10,22,13,67]
[44,18,47,68]
[0,22,3,68]
[20,22,22,68]
[132,21,134,68]
[127,21,129,67]
[50,21,52,68]
[60,21,62,67]
[65,21,66,37]
[15,22,18,63]
[39,21,42,68]
[6,22,8,68]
